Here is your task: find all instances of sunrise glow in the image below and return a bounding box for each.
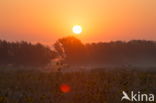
[1,0,156,43]
[72,25,82,34]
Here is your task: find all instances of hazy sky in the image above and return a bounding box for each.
[0,0,156,44]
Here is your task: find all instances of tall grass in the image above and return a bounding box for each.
[0,67,156,103]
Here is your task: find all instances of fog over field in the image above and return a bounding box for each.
[0,37,156,103]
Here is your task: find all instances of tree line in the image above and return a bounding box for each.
[0,37,156,67]
[0,40,57,67]
[54,36,156,67]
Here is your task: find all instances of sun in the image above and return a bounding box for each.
[72,25,82,34]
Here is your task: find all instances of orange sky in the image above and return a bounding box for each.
[0,0,156,44]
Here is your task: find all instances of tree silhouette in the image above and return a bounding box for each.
[54,37,156,67]
[0,40,57,67]
[54,36,86,65]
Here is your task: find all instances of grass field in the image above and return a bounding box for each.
[0,67,156,103]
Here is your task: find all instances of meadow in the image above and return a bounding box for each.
[0,67,156,103]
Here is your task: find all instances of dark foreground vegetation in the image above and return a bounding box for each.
[0,68,156,103]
